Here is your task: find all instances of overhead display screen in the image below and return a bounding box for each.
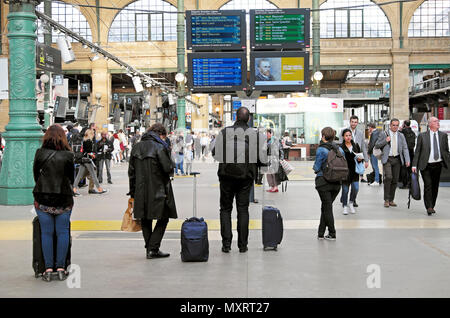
[186,10,246,51]
[250,9,310,50]
[250,51,309,92]
[188,52,247,92]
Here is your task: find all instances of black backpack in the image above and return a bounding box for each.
[402,128,416,151]
[320,144,349,183]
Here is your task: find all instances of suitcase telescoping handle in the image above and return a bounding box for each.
[191,172,200,218]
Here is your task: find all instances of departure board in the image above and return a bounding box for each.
[192,58,243,87]
[250,9,310,50]
[191,15,241,45]
[186,10,246,51]
[255,14,305,44]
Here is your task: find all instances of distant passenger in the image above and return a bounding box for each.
[33,124,74,282]
[375,118,410,208]
[367,123,381,185]
[412,117,450,215]
[313,127,345,241]
[255,59,275,81]
[128,123,177,259]
[399,120,416,189]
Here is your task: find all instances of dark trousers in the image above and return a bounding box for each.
[400,150,414,187]
[316,181,340,237]
[421,162,442,209]
[141,218,169,252]
[219,178,253,249]
[97,159,112,183]
[383,156,401,202]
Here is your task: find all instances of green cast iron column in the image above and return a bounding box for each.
[312,0,320,96]
[0,0,43,205]
[43,0,51,128]
[176,0,186,131]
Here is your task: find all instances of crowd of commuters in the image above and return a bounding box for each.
[27,110,449,281]
[314,116,449,240]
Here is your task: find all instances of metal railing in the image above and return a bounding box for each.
[410,76,450,96]
[319,89,385,99]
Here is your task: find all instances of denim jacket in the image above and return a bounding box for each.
[313,142,344,177]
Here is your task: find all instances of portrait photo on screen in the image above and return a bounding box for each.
[254,57,304,86]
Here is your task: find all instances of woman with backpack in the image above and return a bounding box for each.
[313,127,346,241]
[32,124,74,281]
[339,129,363,215]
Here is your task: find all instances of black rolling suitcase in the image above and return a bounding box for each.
[180,172,209,262]
[262,174,283,251]
[32,216,72,278]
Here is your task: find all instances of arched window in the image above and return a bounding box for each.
[108,0,177,42]
[220,0,278,37]
[408,0,449,37]
[320,0,391,38]
[220,0,278,11]
[36,1,93,43]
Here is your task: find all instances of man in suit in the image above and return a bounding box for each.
[375,118,410,208]
[367,123,381,185]
[339,116,369,206]
[412,117,450,215]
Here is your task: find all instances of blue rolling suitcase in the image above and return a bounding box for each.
[262,174,283,251]
[181,172,209,262]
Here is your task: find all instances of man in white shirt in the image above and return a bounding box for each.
[412,117,450,215]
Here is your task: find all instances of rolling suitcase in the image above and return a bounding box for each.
[32,216,72,278]
[181,172,209,262]
[262,173,283,251]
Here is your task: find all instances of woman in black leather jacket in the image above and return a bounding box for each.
[33,124,74,282]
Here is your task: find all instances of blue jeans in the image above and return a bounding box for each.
[370,154,380,183]
[36,209,71,269]
[341,181,359,207]
[175,154,184,175]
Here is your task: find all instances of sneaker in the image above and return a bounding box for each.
[349,202,356,214]
[343,206,349,215]
[324,235,336,241]
[371,182,380,186]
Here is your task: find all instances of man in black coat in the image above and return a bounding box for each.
[128,123,177,259]
[212,107,266,253]
[412,117,450,215]
[399,120,416,188]
[367,123,381,185]
[96,131,114,184]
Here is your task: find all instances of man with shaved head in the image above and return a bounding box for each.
[412,117,450,215]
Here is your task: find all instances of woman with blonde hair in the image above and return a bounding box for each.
[73,129,107,196]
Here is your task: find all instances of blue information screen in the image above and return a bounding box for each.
[191,15,241,45]
[232,100,242,121]
[192,58,243,88]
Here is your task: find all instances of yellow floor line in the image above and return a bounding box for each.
[2,219,450,240]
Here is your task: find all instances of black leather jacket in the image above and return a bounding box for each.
[213,121,266,181]
[33,147,75,208]
[96,138,114,160]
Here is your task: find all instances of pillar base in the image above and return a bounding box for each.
[0,187,34,205]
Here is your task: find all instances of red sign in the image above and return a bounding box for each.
[438,107,444,120]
